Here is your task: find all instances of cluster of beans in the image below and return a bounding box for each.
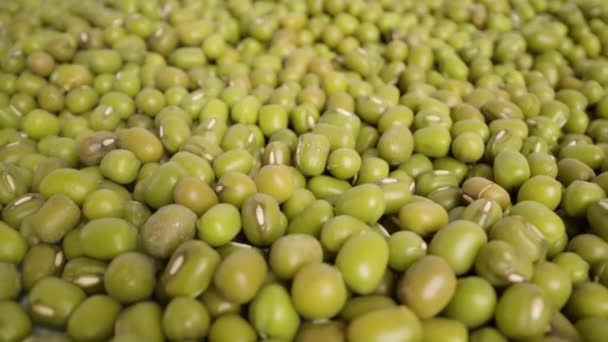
[4,0,608,341]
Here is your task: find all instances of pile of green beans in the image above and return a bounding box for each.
[3,0,608,340]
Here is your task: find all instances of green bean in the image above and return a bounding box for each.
[2,0,608,339]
